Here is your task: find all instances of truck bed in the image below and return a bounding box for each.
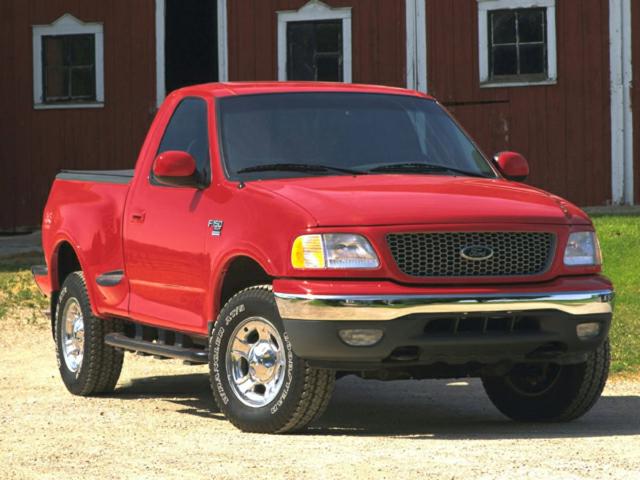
[41,169,133,314]
[56,169,134,184]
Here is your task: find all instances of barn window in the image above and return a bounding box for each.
[32,14,104,109]
[478,0,556,87]
[277,1,352,82]
[42,35,96,102]
[287,20,343,81]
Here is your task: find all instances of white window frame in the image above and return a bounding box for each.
[406,0,427,93]
[32,14,104,109]
[478,0,557,88]
[277,0,352,82]
[155,0,165,108]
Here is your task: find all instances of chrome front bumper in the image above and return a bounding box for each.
[274,290,614,321]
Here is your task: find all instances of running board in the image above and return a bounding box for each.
[104,332,208,364]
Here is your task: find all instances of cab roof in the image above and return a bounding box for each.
[173,81,434,100]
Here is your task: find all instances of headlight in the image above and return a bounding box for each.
[291,234,379,269]
[564,231,602,266]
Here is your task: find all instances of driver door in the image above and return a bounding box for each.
[123,97,213,333]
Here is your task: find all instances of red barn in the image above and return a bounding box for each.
[0,0,637,231]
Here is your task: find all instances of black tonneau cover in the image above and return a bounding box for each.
[56,169,134,184]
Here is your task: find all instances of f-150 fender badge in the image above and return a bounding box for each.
[208,220,224,236]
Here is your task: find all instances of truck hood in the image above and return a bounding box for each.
[249,175,591,226]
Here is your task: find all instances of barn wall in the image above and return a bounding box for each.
[425,0,612,206]
[0,0,156,231]
[0,0,628,231]
[226,0,406,87]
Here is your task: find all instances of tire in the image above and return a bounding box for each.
[482,339,610,422]
[54,272,124,396]
[209,285,335,433]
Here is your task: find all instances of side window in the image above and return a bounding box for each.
[154,97,210,184]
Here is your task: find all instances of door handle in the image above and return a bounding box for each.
[130,211,146,223]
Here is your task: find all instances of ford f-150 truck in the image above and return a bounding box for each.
[33,82,613,433]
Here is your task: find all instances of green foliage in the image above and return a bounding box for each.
[592,215,640,374]
[0,253,49,324]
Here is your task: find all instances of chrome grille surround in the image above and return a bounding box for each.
[386,232,555,278]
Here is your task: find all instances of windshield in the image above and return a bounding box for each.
[218,92,497,180]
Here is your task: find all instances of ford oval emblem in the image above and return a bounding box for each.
[460,245,494,261]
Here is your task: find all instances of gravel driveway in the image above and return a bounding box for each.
[2,326,639,479]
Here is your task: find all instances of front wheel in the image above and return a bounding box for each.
[209,286,335,433]
[482,339,610,422]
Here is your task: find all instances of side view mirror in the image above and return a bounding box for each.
[494,151,529,182]
[152,151,200,188]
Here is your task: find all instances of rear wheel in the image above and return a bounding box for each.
[54,272,124,396]
[209,285,335,433]
[482,339,610,422]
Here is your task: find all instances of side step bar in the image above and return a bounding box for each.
[104,332,208,364]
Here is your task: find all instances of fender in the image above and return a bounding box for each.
[206,245,279,326]
[49,234,103,318]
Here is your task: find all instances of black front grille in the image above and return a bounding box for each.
[387,232,555,277]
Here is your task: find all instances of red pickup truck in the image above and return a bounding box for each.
[33,82,613,433]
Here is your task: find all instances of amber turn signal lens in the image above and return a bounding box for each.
[291,234,325,269]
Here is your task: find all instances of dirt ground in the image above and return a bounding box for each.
[1,324,639,480]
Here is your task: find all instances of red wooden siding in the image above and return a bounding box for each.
[426,0,611,206]
[0,0,156,231]
[226,0,406,87]
[0,0,629,231]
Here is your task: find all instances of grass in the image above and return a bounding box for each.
[0,252,48,326]
[0,217,638,373]
[592,215,640,375]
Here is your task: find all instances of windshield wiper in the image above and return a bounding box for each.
[367,162,490,178]
[236,163,365,175]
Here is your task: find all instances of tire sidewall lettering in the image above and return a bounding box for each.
[270,331,294,415]
[212,325,229,405]
[224,304,245,326]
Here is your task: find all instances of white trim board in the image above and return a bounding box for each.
[405,0,427,92]
[155,0,229,107]
[477,0,557,87]
[277,0,352,82]
[34,103,104,110]
[217,0,229,82]
[32,14,104,108]
[155,0,165,108]
[609,0,634,205]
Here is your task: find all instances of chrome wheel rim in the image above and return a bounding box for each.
[506,363,562,396]
[62,298,84,373]
[226,316,287,408]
